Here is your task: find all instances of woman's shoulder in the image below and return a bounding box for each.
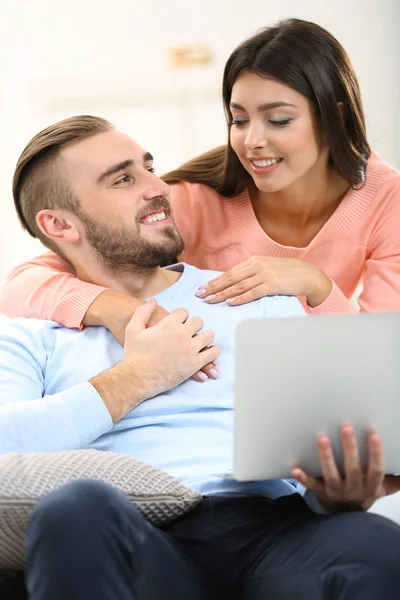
[352,151,400,219]
[367,151,400,191]
[170,181,226,208]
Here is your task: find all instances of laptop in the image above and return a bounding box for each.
[233,312,400,480]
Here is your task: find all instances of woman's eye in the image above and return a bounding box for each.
[231,119,248,127]
[147,167,156,173]
[269,118,292,127]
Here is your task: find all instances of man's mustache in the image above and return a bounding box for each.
[136,197,171,221]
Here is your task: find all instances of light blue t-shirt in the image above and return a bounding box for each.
[0,264,314,503]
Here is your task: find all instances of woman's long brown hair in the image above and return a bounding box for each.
[163,18,370,196]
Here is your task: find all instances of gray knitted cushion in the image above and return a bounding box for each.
[0,449,201,570]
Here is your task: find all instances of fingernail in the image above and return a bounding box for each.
[205,294,216,302]
[209,368,220,379]
[195,288,207,297]
[196,371,208,381]
[226,298,236,304]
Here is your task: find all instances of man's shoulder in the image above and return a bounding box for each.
[168,262,222,282]
[0,318,62,352]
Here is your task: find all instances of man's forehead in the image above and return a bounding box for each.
[60,129,148,173]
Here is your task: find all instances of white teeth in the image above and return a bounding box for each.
[253,158,281,167]
[143,210,166,223]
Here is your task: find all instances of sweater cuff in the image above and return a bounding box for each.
[60,381,113,447]
[302,489,331,515]
[306,281,358,315]
[50,284,109,330]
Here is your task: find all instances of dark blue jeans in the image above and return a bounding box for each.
[25,480,400,599]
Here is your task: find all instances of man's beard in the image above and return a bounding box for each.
[76,201,185,275]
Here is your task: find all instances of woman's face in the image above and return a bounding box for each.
[229,72,328,193]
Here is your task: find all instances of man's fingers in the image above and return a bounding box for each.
[341,425,363,490]
[383,475,400,496]
[167,307,190,325]
[184,316,205,337]
[317,436,342,492]
[365,433,385,498]
[125,299,157,335]
[193,329,215,351]
[291,468,325,493]
[197,345,221,368]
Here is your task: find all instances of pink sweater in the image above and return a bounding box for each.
[1,152,399,326]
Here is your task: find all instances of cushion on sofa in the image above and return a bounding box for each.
[0,449,201,569]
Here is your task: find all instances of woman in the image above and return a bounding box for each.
[1,18,399,343]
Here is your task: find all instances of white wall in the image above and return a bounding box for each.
[0,0,399,277]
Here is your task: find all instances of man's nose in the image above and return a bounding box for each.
[143,172,170,201]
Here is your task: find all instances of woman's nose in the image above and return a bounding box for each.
[244,125,268,151]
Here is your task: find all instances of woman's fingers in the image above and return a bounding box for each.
[196,263,254,297]
[199,276,264,304]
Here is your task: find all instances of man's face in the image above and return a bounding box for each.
[59,129,184,273]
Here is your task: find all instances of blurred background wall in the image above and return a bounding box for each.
[0,0,399,278]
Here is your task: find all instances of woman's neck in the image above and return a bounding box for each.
[249,167,350,247]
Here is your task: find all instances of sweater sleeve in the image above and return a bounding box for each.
[0,252,108,328]
[357,181,400,312]
[306,281,358,315]
[0,321,113,455]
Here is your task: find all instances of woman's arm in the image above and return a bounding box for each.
[356,189,400,313]
[0,250,217,380]
[0,252,168,340]
[306,280,358,314]
[0,252,109,328]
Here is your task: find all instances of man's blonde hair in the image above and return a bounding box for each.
[13,115,113,250]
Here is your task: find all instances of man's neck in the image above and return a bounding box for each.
[73,258,182,299]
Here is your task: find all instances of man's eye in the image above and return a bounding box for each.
[147,167,156,173]
[115,176,130,185]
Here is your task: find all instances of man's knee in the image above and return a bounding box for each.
[27,479,142,541]
[328,512,400,576]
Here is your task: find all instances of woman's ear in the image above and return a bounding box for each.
[36,209,80,244]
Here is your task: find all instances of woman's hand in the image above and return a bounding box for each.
[292,425,400,512]
[85,290,220,383]
[196,256,333,308]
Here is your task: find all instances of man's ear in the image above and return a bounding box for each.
[36,209,81,244]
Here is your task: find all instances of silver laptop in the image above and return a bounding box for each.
[233,312,400,481]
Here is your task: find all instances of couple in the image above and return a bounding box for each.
[0,113,400,599]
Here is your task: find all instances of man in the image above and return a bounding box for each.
[1,115,400,600]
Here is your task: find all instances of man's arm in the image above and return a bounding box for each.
[0,320,113,454]
[0,301,220,454]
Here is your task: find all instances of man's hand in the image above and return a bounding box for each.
[91,299,221,422]
[124,299,220,387]
[291,425,400,512]
[85,290,219,382]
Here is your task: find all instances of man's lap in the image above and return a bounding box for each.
[17,483,400,598]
